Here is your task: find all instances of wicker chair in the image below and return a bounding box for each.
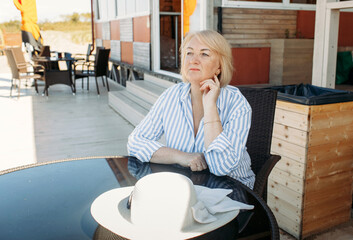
[238,87,281,201]
[73,48,110,95]
[72,43,95,63]
[5,47,44,98]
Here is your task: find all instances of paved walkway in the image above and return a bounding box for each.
[0,56,134,171]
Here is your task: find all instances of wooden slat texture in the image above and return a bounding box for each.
[274,108,309,131]
[302,208,351,239]
[306,155,353,179]
[276,100,310,114]
[271,207,301,239]
[309,110,353,130]
[268,193,302,224]
[304,169,353,193]
[309,124,353,146]
[222,8,297,15]
[268,179,303,209]
[302,182,352,237]
[273,123,308,148]
[223,23,296,30]
[222,8,297,44]
[302,170,352,236]
[310,101,353,113]
[268,167,304,194]
[304,178,352,207]
[307,140,353,163]
[271,138,307,164]
[269,39,313,85]
[271,155,306,179]
[269,99,353,239]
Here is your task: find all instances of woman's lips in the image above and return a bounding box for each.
[189,68,200,71]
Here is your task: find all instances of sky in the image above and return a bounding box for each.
[0,0,91,23]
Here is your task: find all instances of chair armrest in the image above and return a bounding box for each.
[17,62,33,68]
[72,53,86,60]
[253,154,281,201]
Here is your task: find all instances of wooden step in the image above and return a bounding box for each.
[126,80,167,105]
[144,73,177,88]
[109,89,152,127]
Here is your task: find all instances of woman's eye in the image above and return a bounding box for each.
[186,52,193,56]
[202,53,209,57]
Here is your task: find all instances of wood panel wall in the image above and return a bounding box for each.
[222,8,297,46]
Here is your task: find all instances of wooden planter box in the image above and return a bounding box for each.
[268,100,353,239]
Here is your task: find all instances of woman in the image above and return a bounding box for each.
[127,30,255,189]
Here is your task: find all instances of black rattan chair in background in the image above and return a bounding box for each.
[238,87,281,201]
[73,48,110,95]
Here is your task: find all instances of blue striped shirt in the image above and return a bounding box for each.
[127,83,255,189]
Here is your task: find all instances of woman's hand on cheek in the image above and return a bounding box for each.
[200,75,221,108]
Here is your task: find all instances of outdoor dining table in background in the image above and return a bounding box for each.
[32,54,76,96]
[0,156,278,240]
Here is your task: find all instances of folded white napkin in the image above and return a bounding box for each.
[191,188,254,223]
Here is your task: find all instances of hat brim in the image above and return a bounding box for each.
[91,186,239,240]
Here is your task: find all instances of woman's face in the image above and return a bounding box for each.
[183,37,221,85]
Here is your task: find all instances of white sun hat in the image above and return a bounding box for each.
[91,172,253,240]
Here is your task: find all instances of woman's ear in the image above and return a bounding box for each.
[216,69,221,75]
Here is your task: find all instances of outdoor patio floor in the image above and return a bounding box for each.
[0,68,134,171]
[0,56,352,239]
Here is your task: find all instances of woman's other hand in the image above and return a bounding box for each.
[200,75,221,109]
[187,153,208,171]
[178,152,208,171]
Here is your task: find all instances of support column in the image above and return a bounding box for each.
[312,0,336,88]
[312,0,353,88]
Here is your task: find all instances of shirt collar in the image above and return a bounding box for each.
[180,83,191,102]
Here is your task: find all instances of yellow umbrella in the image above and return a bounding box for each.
[13,0,43,53]
[183,0,197,36]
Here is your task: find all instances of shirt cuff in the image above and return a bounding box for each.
[205,132,232,154]
[133,140,165,163]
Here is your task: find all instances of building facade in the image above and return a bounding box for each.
[93,0,353,85]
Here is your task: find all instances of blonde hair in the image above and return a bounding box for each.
[180,30,233,87]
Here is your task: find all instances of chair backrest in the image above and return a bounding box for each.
[39,45,51,57]
[238,87,278,176]
[94,48,110,77]
[86,43,92,59]
[4,48,20,79]
[11,46,28,74]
